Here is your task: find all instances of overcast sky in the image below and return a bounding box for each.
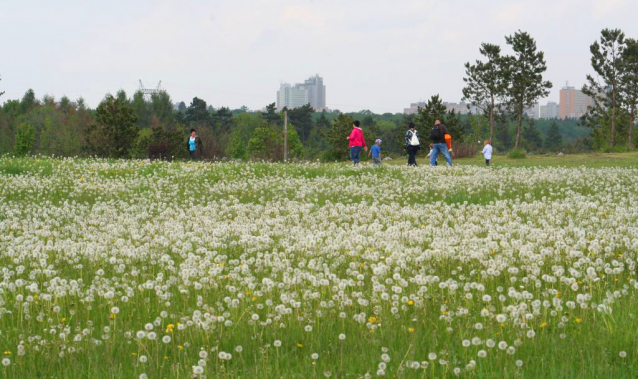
[1,0,637,113]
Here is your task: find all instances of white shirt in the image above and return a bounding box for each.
[482,144,493,160]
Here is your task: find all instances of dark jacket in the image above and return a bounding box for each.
[186,136,203,152]
[430,124,449,144]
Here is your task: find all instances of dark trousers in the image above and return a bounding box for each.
[350,146,363,164]
[407,145,419,166]
[486,159,490,166]
[189,150,198,160]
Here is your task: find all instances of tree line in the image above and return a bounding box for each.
[462,28,638,153]
[1,28,633,161]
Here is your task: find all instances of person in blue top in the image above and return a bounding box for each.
[368,139,382,165]
[186,129,203,160]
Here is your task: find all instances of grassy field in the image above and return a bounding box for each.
[0,155,637,378]
[386,151,638,168]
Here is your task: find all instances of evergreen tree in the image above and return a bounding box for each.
[462,43,508,143]
[502,31,552,149]
[315,111,331,130]
[620,38,638,149]
[545,121,563,152]
[116,90,129,105]
[287,104,314,144]
[582,29,626,151]
[59,96,72,114]
[86,94,138,158]
[414,95,464,141]
[521,118,543,152]
[185,97,211,126]
[20,89,38,114]
[494,115,513,151]
[262,103,281,126]
[325,113,355,161]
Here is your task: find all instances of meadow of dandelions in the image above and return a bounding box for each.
[0,157,637,378]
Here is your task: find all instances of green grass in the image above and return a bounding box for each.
[0,156,637,378]
[384,151,638,168]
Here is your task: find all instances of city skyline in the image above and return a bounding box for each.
[1,0,637,113]
[277,74,326,111]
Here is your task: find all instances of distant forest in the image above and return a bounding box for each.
[0,87,595,161]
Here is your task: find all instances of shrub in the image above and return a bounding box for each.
[453,142,478,159]
[14,123,35,156]
[508,148,527,159]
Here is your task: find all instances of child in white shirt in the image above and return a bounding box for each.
[482,140,493,166]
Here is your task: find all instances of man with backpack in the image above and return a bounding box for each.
[429,120,453,166]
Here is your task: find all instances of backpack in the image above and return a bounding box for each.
[410,131,420,146]
[430,126,442,141]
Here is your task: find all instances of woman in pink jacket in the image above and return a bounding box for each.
[347,120,367,166]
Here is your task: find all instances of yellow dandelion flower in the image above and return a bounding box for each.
[368,316,377,323]
[178,345,184,351]
[575,318,582,323]
[408,327,415,333]
[540,322,548,328]
[408,300,414,306]
[297,343,303,348]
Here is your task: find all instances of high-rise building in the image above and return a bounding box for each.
[524,103,540,119]
[540,101,559,119]
[403,101,479,115]
[303,75,326,110]
[276,75,326,111]
[559,85,594,119]
[403,102,426,115]
[277,83,308,110]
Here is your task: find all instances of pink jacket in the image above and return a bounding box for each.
[348,127,366,148]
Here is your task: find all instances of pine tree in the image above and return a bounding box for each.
[325,113,355,161]
[86,94,138,158]
[462,43,508,143]
[503,31,552,149]
[582,29,626,151]
[545,121,563,152]
[521,118,543,152]
[414,95,464,141]
[620,38,638,149]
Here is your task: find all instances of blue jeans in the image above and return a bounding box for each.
[350,146,363,164]
[430,143,452,166]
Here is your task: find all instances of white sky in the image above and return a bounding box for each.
[1,0,637,113]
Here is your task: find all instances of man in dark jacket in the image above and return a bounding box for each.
[187,129,203,160]
[429,120,452,166]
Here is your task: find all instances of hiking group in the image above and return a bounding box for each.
[348,119,459,167]
[186,121,493,166]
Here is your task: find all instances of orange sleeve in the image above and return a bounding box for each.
[444,134,452,150]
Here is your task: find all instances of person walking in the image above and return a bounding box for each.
[347,120,367,166]
[482,139,493,166]
[369,139,382,165]
[187,128,203,160]
[429,120,453,166]
[405,122,420,166]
